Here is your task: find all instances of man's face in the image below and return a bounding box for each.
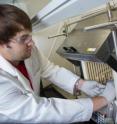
[6,30,34,61]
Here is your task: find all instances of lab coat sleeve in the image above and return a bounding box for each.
[33,47,80,94]
[0,75,93,123]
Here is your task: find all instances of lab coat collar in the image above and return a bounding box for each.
[0,55,33,92]
[0,55,17,76]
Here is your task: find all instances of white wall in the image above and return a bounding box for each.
[33,22,76,71]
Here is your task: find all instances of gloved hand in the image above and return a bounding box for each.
[78,79,105,97]
[100,80,115,102]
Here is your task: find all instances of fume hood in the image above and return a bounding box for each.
[57,8,117,72]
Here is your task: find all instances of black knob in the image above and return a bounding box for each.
[63,46,77,53]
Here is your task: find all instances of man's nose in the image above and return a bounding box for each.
[27,39,35,47]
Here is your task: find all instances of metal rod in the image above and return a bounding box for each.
[112,30,117,58]
[84,21,117,31]
[107,2,117,58]
[48,33,66,39]
[107,2,113,21]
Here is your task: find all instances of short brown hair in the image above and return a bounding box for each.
[0,4,32,44]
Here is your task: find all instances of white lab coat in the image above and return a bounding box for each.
[0,46,93,123]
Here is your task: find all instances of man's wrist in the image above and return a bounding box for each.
[73,78,84,96]
[92,96,108,111]
[78,79,85,90]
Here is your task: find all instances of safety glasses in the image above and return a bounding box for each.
[10,33,33,45]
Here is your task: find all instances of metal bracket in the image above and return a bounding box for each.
[48,23,69,39]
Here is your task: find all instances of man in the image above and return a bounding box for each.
[0,4,115,123]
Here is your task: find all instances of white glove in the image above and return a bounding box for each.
[78,80,105,97]
[100,80,115,102]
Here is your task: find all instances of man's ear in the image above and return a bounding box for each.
[0,42,12,49]
[3,41,12,49]
[0,42,12,52]
[6,44,12,48]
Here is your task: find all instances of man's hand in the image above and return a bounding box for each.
[78,79,105,97]
[100,80,115,102]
